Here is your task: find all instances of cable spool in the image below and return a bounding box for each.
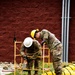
[42,70,75,75]
[68,64,75,70]
[42,64,75,75]
[42,69,75,75]
[63,64,75,71]
[41,71,55,75]
[62,68,75,75]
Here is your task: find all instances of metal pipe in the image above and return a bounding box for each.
[64,0,70,63]
[65,0,68,63]
[63,0,68,62]
[64,0,67,62]
[66,0,70,62]
[62,0,70,63]
[61,0,65,62]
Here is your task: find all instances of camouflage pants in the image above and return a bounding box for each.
[27,58,40,75]
[52,44,62,75]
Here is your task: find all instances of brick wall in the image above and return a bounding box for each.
[69,0,75,62]
[1,0,75,62]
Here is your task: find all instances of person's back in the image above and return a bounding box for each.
[24,40,41,56]
[20,37,41,75]
[40,29,61,50]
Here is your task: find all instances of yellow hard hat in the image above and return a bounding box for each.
[31,29,39,38]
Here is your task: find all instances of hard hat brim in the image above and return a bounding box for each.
[23,37,33,47]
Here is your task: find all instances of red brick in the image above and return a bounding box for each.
[0,0,74,62]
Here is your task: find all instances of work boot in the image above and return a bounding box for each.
[56,73,62,75]
[34,70,38,75]
[28,74,31,75]
[34,74,38,75]
[28,72,31,75]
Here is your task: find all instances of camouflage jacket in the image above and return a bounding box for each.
[20,40,41,59]
[40,29,61,51]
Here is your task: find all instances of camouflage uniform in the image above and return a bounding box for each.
[40,29,62,75]
[20,40,41,75]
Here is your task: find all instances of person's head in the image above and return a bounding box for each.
[23,37,33,48]
[30,29,41,39]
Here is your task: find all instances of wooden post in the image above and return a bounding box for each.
[14,41,16,75]
[43,43,45,73]
[48,49,50,67]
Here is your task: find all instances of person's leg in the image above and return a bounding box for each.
[52,44,62,75]
[34,59,39,75]
[53,61,62,75]
[27,59,33,75]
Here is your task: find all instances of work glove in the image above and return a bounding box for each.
[23,55,28,60]
[32,54,37,59]
[41,40,45,46]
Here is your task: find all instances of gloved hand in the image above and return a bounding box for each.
[32,54,37,59]
[23,55,28,60]
[41,40,45,46]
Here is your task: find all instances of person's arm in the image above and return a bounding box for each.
[43,32,49,40]
[35,40,41,50]
[20,43,27,60]
[34,40,42,56]
[41,30,49,45]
